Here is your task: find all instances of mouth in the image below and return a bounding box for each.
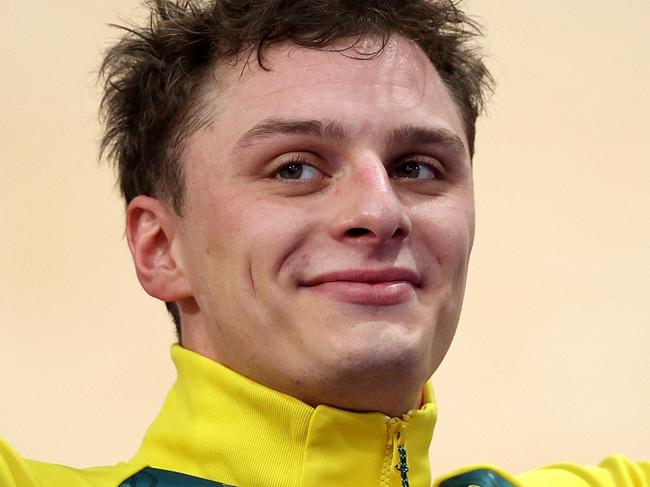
[299,268,420,306]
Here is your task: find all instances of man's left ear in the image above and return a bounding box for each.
[125,195,192,302]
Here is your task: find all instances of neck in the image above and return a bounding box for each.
[183,334,427,417]
[285,370,426,417]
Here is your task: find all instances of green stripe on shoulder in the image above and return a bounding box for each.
[439,468,515,487]
[119,467,236,487]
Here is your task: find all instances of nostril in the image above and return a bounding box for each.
[345,227,372,238]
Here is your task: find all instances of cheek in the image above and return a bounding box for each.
[204,189,320,277]
[415,199,474,275]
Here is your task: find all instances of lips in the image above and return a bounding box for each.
[300,268,420,305]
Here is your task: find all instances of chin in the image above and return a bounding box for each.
[326,321,434,383]
[311,333,432,414]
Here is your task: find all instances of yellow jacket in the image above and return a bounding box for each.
[1,346,648,486]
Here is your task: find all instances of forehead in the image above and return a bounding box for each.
[205,35,466,143]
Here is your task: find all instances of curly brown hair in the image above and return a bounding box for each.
[100,0,493,337]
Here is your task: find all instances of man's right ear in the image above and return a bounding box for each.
[125,195,192,302]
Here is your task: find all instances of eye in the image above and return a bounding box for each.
[274,158,323,181]
[390,158,443,180]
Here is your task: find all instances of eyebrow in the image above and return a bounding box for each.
[388,124,466,154]
[233,118,347,153]
[231,118,466,155]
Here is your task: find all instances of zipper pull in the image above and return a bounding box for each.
[387,419,411,487]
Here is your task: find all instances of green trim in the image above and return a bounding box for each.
[439,469,515,487]
[120,467,236,487]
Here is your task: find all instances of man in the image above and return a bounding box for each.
[0,0,647,486]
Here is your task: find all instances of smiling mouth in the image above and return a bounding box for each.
[300,268,420,305]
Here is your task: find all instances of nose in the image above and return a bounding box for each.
[331,159,412,246]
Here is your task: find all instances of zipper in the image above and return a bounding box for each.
[395,444,410,487]
[380,418,411,487]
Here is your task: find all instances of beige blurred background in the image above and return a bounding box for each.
[1,0,648,477]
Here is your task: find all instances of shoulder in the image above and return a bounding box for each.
[434,456,650,487]
[516,455,650,487]
[1,436,143,487]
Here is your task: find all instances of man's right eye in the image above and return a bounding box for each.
[274,161,322,181]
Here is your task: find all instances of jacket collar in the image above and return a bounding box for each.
[131,345,437,487]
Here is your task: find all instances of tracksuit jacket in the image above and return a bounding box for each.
[1,345,648,487]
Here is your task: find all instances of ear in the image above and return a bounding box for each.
[126,195,192,302]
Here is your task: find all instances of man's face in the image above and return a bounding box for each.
[174,36,474,411]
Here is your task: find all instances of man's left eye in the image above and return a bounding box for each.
[390,160,441,180]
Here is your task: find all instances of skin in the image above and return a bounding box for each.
[127,35,475,417]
